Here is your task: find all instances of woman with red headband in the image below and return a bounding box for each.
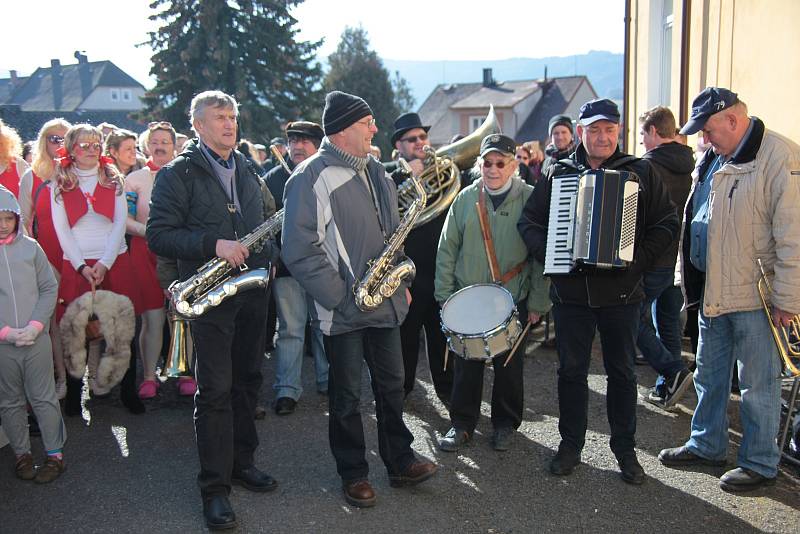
[18,118,71,399]
[50,124,142,413]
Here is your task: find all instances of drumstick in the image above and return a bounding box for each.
[503,320,532,367]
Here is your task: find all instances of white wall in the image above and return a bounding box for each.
[79,87,145,111]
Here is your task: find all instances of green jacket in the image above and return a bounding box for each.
[435,176,550,314]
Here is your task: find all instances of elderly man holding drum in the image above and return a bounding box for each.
[435,133,550,452]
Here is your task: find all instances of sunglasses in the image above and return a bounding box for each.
[47,135,64,145]
[75,142,102,151]
[401,133,428,144]
[148,121,173,130]
[482,159,510,169]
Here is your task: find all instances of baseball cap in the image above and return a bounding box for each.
[479,134,516,157]
[578,99,621,126]
[679,87,739,135]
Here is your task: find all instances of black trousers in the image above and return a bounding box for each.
[323,327,416,482]
[399,281,453,400]
[448,301,528,433]
[552,301,639,457]
[191,288,267,499]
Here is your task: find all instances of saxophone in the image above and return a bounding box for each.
[354,161,427,312]
[170,209,284,319]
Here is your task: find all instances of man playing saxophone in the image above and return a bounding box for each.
[281,91,438,508]
[146,91,279,531]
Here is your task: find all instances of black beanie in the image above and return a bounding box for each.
[322,91,373,136]
[548,114,573,136]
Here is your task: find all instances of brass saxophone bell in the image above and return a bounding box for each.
[162,314,191,378]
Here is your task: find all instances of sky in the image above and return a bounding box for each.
[2,0,624,88]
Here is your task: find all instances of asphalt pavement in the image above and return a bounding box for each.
[1,325,799,533]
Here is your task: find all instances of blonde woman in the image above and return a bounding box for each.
[51,124,142,413]
[0,119,28,198]
[18,119,71,398]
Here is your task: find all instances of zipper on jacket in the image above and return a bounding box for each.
[727,178,740,212]
[2,246,20,327]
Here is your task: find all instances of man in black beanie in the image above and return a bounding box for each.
[281,91,438,508]
[542,114,575,176]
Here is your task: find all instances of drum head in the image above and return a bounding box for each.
[441,284,515,335]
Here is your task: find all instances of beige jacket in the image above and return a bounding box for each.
[678,123,800,317]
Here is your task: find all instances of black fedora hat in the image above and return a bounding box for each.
[391,112,431,145]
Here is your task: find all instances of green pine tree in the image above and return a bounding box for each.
[323,26,399,156]
[391,70,416,114]
[138,0,323,143]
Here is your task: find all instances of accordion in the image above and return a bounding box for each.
[544,169,639,275]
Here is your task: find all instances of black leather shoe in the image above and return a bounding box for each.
[232,466,278,493]
[274,397,297,416]
[658,445,726,467]
[617,453,645,485]
[549,444,580,476]
[203,495,237,530]
[719,467,776,492]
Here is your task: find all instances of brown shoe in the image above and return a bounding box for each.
[34,456,65,484]
[342,479,377,508]
[15,454,36,480]
[389,459,438,488]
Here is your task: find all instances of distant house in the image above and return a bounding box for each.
[418,70,597,147]
[0,51,146,140]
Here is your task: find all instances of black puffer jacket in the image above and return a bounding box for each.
[518,144,680,307]
[642,141,694,270]
[146,139,277,281]
[263,158,296,277]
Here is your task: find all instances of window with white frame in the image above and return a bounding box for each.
[659,1,674,105]
[469,115,486,132]
[110,88,119,101]
[122,89,132,102]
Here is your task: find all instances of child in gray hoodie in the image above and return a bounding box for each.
[0,185,65,483]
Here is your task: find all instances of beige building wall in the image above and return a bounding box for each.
[626,0,800,156]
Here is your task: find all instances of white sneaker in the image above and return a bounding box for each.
[55,379,67,400]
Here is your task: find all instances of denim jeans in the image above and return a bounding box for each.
[686,307,782,478]
[322,327,416,482]
[552,302,640,456]
[273,277,328,400]
[191,289,266,498]
[636,269,686,391]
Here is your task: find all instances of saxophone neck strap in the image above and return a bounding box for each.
[477,185,526,285]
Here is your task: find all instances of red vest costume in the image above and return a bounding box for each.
[31,173,63,271]
[61,181,116,226]
[0,161,20,198]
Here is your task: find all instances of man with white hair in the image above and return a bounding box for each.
[147,90,279,530]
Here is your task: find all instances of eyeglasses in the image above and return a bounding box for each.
[400,133,428,144]
[482,159,510,169]
[75,142,102,152]
[356,118,376,128]
[148,121,173,130]
[47,135,64,145]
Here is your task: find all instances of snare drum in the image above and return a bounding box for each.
[440,284,522,361]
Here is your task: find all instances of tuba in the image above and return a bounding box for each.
[397,105,501,228]
[757,259,800,377]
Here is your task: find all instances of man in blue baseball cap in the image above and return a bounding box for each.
[659,88,800,492]
[518,98,680,485]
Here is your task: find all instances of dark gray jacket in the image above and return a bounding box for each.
[281,140,409,335]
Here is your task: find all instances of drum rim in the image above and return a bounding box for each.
[440,283,516,337]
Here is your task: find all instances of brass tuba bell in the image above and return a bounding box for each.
[397,105,501,228]
[757,259,800,377]
[162,313,191,378]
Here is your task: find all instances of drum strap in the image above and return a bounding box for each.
[477,186,526,285]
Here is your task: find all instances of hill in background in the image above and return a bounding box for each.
[384,50,623,111]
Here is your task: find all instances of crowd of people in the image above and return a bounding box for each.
[0,84,797,531]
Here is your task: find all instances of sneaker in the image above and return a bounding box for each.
[137,379,159,400]
[55,379,67,400]
[491,427,514,452]
[15,453,36,480]
[438,427,472,452]
[34,456,65,484]
[644,387,666,406]
[178,377,197,396]
[663,369,694,408]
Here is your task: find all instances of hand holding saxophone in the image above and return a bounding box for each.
[216,239,249,268]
